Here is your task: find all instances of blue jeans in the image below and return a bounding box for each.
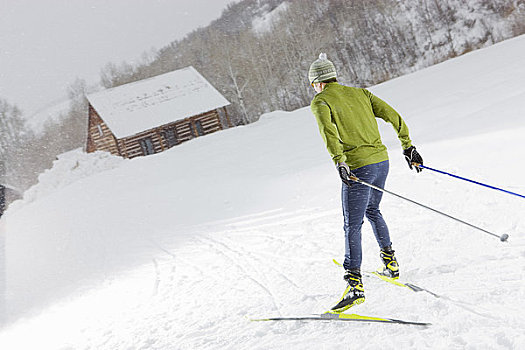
[342,160,391,271]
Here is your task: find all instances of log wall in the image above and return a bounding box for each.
[87,104,225,159]
[86,104,121,156]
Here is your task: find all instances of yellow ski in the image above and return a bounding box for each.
[249,312,430,326]
[332,259,441,297]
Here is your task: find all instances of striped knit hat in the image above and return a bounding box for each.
[308,53,337,84]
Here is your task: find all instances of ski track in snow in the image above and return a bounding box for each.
[1,35,525,349]
[3,187,524,349]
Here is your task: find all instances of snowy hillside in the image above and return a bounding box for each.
[25,99,71,134]
[1,35,525,349]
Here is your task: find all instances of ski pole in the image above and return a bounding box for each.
[348,175,509,242]
[414,164,525,199]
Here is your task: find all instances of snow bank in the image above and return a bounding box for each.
[10,149,126,210]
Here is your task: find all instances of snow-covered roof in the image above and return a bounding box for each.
[86,66,230,138]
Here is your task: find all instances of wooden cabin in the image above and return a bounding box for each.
[86,66,231,159]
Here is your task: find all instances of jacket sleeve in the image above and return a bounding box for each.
[364,89,412,150]
[311,97,346,164]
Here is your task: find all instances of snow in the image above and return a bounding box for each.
[10,149,126,207]
[1,35,525,349]
[25,99,71,135]
[86,66,230,138]
[251,2,289,35]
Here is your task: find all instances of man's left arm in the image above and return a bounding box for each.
[311,97,346,164]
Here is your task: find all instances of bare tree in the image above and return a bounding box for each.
[94,0,525,126]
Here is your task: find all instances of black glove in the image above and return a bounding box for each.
[337,162,356,186]
[403,146,423,173]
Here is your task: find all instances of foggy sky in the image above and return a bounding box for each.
[0,0,237,118]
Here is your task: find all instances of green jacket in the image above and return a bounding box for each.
[310,82,412,169]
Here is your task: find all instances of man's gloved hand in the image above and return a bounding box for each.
[337,162,356,186]
[403,146,423,173]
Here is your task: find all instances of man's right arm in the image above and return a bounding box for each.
[363,89,412,150]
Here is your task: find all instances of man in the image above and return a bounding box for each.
[309,53,423,313]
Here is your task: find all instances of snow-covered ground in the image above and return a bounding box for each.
[1,35,525,349]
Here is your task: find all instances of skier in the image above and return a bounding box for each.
[309,53,424,313]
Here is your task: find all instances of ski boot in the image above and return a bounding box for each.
[329,269,365,313]
[379,246,399,279]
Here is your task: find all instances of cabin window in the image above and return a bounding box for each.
[162,128,178,148]
[96,124,104,137]
[195,120,204,136]
[139,137,155,155]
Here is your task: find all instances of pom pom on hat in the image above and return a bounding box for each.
[308,52,337,84]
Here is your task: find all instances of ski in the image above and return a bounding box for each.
[249,312,430,326]
[332,259,441,298]
[332,259,497,319]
